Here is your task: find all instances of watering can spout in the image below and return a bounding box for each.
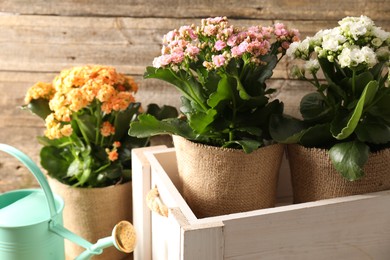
[50,219,136,260]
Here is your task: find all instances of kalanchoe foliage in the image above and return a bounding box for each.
[270,15,390,180]
[129,17,299,153]
[23,65,148,187]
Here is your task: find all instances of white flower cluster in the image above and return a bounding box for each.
[287,15,390,73]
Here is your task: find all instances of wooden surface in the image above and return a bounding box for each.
[1,0,389,193]
[133,146,390,260]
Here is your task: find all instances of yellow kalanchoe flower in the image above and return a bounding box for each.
[24,82,55,103]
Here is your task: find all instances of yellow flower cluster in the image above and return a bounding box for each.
[25,65,138,140]
[24,82,55,103]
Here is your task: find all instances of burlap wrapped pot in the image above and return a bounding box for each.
[287,144,390,203]
[48,177,132,260]
[172,135,285,218]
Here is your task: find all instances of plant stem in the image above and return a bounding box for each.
[95,102,102,144]
[73,113,90,146]
[352,69,356,96]
[311,72,321,89]
[169,68,208,112]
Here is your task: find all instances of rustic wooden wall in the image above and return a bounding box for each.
[0,0,389,192]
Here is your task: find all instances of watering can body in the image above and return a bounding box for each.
[0,189,66,260]
[0,144,136,260]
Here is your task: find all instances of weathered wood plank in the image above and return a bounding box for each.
[0,15,388,76]
[0,0,388,22]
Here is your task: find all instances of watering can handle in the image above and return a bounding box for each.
[0,144,58,218]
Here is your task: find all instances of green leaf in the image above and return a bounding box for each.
[222,139,261,153]
[40,146,73,180]
[207,75,232,108]
[188,109,217,134]
[329,141,369,181]
[113,102,141,140]
[257,55,277,84]
[269,114,307,143]
[300,92,332,122]
[146,103,178,120]
[318,58,337,83]
[299,123,334,148]
[236,126,262,137]
[235,77,251,100]
[331,80,378,140]
[144,66,206,107]
[74,112,98,144]
[367,93,390,124]
[67,158,82,178]
[353,71,374,96]
[355,118,390,144]
[23,98,52,120]
[129,114,195,139]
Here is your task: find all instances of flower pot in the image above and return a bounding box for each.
[172,135,285,218]
[47,177,132,260]
[287,144,390,203]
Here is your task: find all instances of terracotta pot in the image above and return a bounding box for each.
[287,144,390,203]
[47,177,132,260]
[172,135,284,218]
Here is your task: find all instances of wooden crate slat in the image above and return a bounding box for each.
[221,191,390,258]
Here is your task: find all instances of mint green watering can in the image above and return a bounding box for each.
[0,144,136,260]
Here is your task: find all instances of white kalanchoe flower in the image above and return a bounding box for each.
[321,28,346,52]
[287,38,310,59]
[371,38,383,47]
[376,46,390,61]
[373,27,390,42]
[349,47,365,66]
[361,46,378,68]
[286,41,299,58]
[304,58,320,73]
[338,48,352,68]
[339,15,374,41]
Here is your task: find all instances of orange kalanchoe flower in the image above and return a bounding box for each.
[24,82,55,103]
[23,64,144,187]
[100,121,115,137]
[25,65,138,140]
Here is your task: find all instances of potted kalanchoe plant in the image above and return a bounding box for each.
[270,15,390,203]
[23,65,146,259]
[129,17,299,217]
[24,65,146,187]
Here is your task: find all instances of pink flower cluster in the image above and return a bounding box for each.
[152,17,300,70]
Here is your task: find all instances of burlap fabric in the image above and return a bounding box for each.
[48,178,132,260]
[287,144,390,203]
[172,135,284,218]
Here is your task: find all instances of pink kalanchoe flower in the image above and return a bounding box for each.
[212,54,226,68]
[214,40,227,51]
[179,25,197,40]
[206,16,226,24]
[163,30,178,44]
[261,26,273,38]
[185,45,200,57]
[227,35,237,47]
[281,41,291,50]
[153,54,172,68]
[204,24,217,36]
[170,52,185,64]
[274,23,289,39]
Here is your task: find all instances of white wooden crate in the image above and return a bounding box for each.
[132,146,390,260]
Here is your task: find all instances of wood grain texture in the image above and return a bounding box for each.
[0,0,389,192]
[134,146,390,259]
[222,192,390,259]
[0,0,388,21]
